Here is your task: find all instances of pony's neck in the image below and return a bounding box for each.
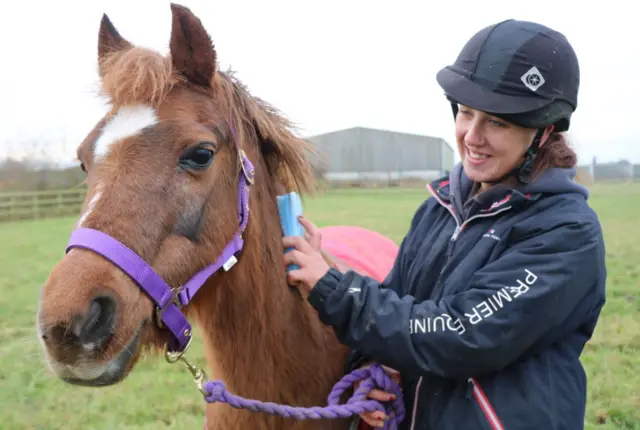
[192,178,346,409]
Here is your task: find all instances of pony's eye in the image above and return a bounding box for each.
[179,144,215,170]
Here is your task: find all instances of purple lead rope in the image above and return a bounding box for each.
[202,363,405,429]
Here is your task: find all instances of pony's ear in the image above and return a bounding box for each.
[98,14,131,64]
[169,3,216,88]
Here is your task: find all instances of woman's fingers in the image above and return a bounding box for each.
[380,365,402,386]
[297,216,322,251]
[367,388,396,402]
[360,411,386,428]
[381,365,400,376]
[282,235,314,254]
[360,389,394,427]
[283,249,307,267]
[352,362,399,428]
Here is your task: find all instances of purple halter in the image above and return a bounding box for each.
[65,148,255,353]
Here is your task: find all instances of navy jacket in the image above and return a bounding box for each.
[308,164,607,430]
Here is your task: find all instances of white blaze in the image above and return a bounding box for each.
[76,188,102,228]
[75,104,158,228]
[94,104,158,161]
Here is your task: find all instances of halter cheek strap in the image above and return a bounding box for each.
[66,147,255,353]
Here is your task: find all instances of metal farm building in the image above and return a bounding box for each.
[307,126,455,183]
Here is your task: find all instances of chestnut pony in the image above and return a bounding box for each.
[36,4,400,430]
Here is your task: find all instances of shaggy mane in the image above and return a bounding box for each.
[215,70,318,196]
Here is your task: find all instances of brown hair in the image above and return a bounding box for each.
[532,132,577,177]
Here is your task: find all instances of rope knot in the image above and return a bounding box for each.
[203,380,226,403]
[370,365,395,393]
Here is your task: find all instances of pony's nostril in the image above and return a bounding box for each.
[39,326,51,343]
[78,296,117,349]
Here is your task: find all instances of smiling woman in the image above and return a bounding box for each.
[279,18,608,430]
[453,104,577,192]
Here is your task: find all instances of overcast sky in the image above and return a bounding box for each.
[0,0,636,165]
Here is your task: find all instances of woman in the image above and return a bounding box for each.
[283,19,606,430]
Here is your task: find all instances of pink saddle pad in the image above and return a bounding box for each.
[320,226,399,282]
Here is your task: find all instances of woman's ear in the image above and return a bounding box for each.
[538,124,556,149]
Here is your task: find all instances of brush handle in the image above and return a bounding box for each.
[277,192,305,272]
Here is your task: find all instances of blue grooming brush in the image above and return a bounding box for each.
[277,191,305,272]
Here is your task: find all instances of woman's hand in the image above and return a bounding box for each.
[282,216,331,294]
[354,362,402,428]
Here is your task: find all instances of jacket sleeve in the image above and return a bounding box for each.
[342,199,431,372]
[309,217,604,380]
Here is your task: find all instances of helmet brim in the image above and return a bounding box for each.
[436,66,554,115]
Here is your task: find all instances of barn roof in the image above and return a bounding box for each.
[307,126,453,152]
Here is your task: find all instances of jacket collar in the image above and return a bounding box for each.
[427,175,540,219]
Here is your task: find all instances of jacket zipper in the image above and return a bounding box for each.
[451,208,512,241]
[411,184,511,429]
[427,183,513,244]
[427,183,513,276]
[468,378,505,430]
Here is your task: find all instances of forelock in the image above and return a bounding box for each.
[99,46,182,110]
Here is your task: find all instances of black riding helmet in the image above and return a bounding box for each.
[436,19,580,183]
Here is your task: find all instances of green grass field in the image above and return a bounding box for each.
[0,184,638,429]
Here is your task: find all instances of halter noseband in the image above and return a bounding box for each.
[65,139,255,353]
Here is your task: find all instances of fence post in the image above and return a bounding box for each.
[33,194,39,220]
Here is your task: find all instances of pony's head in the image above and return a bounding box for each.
[36,3,315,387]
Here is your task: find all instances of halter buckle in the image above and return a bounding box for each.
[239,150,255,185]
[154,287,181,329]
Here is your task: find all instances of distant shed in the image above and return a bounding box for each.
[307,126,454,182]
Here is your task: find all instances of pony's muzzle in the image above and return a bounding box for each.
[40,295,117,359]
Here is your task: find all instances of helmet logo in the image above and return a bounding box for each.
[521,66,545,92]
